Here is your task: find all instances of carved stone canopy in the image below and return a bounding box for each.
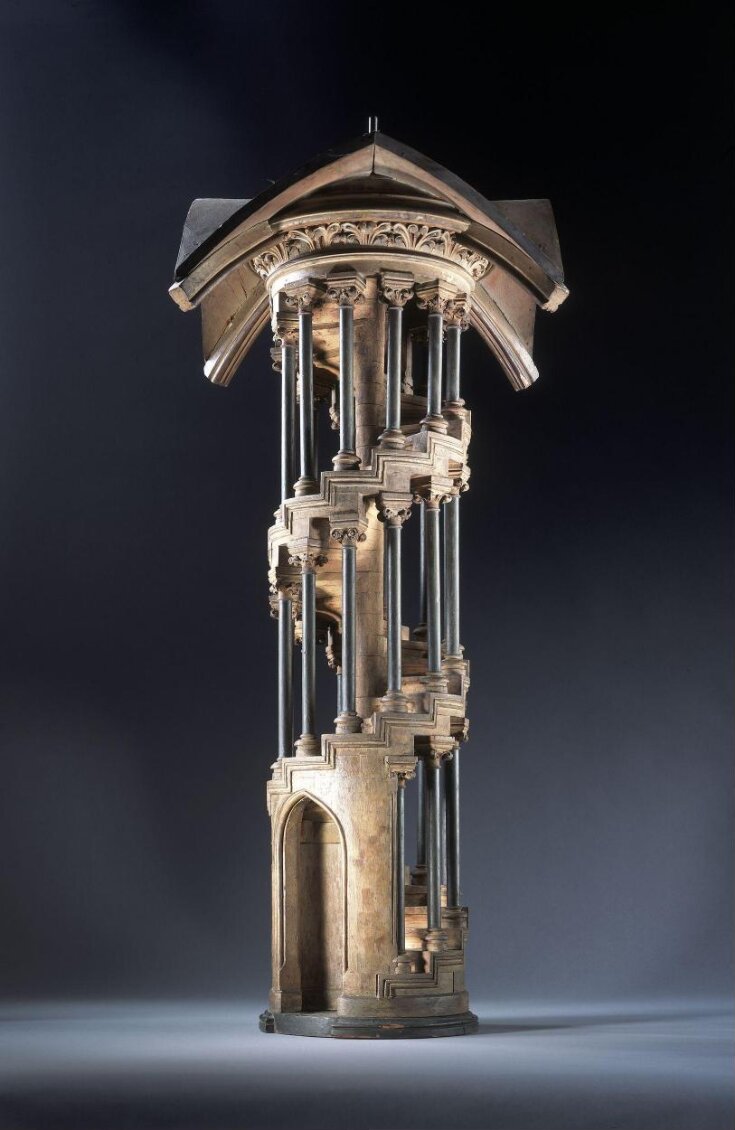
[169,131,568,392]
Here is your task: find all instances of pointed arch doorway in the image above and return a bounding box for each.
[283,796,346,1012]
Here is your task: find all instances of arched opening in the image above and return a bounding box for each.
[283,796,345,1012]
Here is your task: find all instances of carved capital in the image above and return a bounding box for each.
[378,494,413,527]
[379,270,415,308]
[270,345,282,373]
[330,527,367,549]
[415,280,460,317]
[288,551,327,572]
[424,737,456,768]
[413,488,451,510]
[272,308,299,346]
[324,269,366,307]
[282,281,321,311]
[445,294,471,329]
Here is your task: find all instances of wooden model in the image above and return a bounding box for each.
[169,129,567,1038]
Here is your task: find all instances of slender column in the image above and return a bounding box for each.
[379,499,411,711]
[444,297,469,416]
[327,272,365,470]
[289,551,324,755]
[445,745,461,907]
[416,758,426,871]
[395,774,407,954]
[379,273,414,447]
[281,343,296,503]
[423,494,444,679]
[287,284,319,496]
[276,584,295,759]
[331,526,365,734]
[444,490,461,658]
[414,502,426,640]
[417,282,454,433]
[425,753,441,930]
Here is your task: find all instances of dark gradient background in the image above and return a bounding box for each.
[0,3,732,1128]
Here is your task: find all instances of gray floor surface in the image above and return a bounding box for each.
[0,1000,732,1129]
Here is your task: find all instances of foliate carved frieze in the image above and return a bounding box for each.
[330,527,367,549]
[251,222,490,281]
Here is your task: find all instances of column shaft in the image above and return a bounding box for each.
[386,523,401,693]
[426,758,441,930]
[395,780,406,954]
[280,343,296,504]
[296,310,317,493]
[425,502,442,674]
[341,543,356,714]
[426,311,443,420]
[416,758,426,869]
[333,304,358,467]
[301,567,316,739]
[445,324,461,403]
[277,594,293,759]
[445,494,460,657]
[446,749,460,907]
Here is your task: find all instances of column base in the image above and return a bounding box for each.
[293,476,319,497]
[443,400,467,420]
[423,672,449,693]
[378,427,406,448]
[332,451,361,470]
[420,415,448,434]
[425,927,450,953]
[379,690,410,713]
[334,711,362,734]
[442,653,465,672]
[413,623,427,640]
[294,733,320,756]
[260,1009,478,1039]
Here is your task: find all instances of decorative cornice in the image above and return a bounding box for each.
[330,527,367,549]
[251,222,490,282]
[379,270,415,308]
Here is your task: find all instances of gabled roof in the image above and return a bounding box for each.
[174,131,566,300]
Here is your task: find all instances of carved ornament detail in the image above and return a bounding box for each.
[288,551,327,571]
[252,222,490,281]
[330,527,367,549]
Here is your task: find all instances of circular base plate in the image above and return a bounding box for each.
[259,1009,478,1039]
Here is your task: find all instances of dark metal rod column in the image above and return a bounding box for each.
[301,565,316,736]
[445,323,461,404]
[426,756,441,930]
[424,498,442,675]
[416,759,426,870]
[280,341,296,504]
[386,522,401,693]
[277,590,293,759]
[334,530,362,733]
[426,311,443,422]
[295,307,317,494]
[395,777,406,953]
[336,304,358,465]
[445,493,460,657]
[446,748,460,907]
[342,542,356,714]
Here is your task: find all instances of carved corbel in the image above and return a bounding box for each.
[325,269,366,307]
[415,280,460,317]
[377,493,413,527]
[288,549,327,572]
[282,280,322,311]
[329,526,367,550]
[379,271,415,309]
